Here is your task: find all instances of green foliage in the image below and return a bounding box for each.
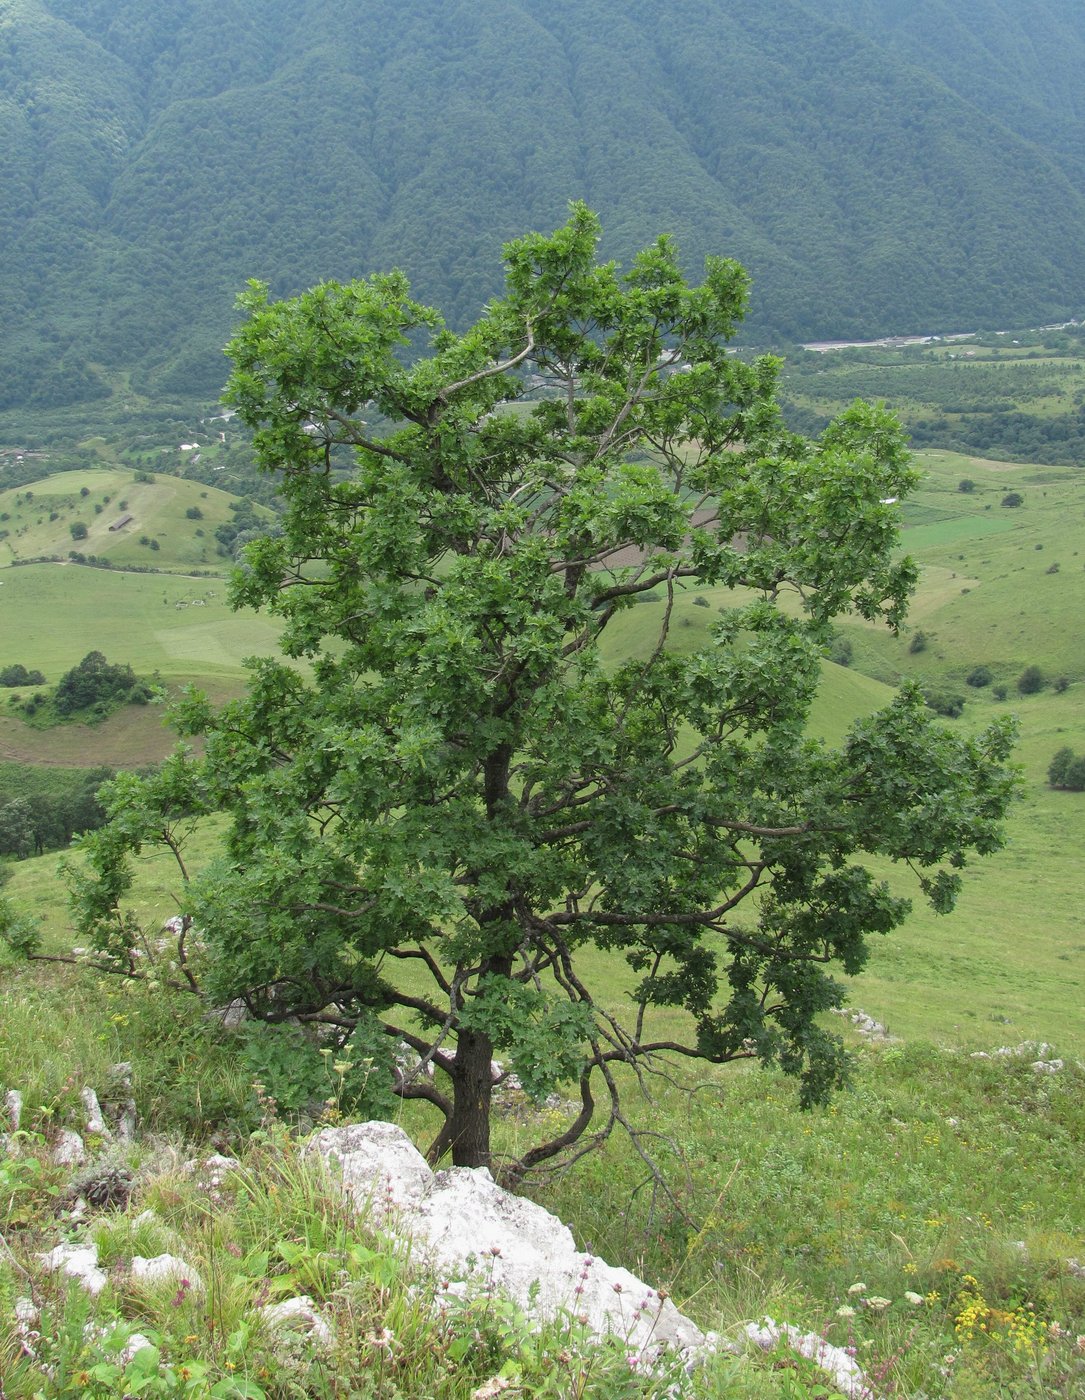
[1017,665,1045,695]
[238,1017,396,1120]
[908,629,928,654]
[966,665,993,688]
[0,663,46,687]
[68,208,1016,1181]
[922,688,965,719]
[53,651,154,720]
[1048,746,1085,790]
[1001,491,1024,508]
[0,889,41,956]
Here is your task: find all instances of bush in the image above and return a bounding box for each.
[923,689,965,718]
[828,634,853,666]
[992,684,1008,701]
[185,506,203,520]
[0,664,46,687]
[966,665,992,688]
[69,521,88,540]
[53,652,143,718]
[957,479,975,493]
[908,630,928,654]
[1049,746,1085,790]
[1053,676,1070,693]
[1046,562,1060,574]
[1017,665,1045,695]
[1001,492,1023,508]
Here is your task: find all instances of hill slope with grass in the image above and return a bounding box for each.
[1,441,1083,1395]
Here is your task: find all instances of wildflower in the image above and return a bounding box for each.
[836,1305,857,1319]
[847,1282,866,1296]
[864,1296,892,1313]
[904,1291,925,1306]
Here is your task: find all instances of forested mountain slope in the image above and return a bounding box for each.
[3,0,1085,410]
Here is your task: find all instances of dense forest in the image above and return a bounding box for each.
[3,0,1085,412]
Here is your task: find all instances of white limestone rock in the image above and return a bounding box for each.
[5,1088,23,1133]
[119,1333,156,1364]
[262,1295,335,1349]
[745,1318,872,1399]
[52,1127,87,1167]
[307,1120,434,1221]
[309,1122,704,1360]
[131,1254,202,1292]
[40,1242,108,1296]
[81,1086,112,1139]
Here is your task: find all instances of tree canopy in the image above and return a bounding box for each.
[59,206,1017,1182]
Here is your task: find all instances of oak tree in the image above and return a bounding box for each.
[61,207,1016,1181]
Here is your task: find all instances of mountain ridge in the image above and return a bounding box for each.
[3,0,1085,409]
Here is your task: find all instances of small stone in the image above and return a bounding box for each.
[5,1088,23,1133]
[81,1087,112,1140]
[40,1243,107,1296]
[52,1128,87,1166]
[262,1295,335,1348]
[131,1254,202,1291]
[119,1332,156,1363]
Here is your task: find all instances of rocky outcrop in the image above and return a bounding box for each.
[307,1121,704,1361]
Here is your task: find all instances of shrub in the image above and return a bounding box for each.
[923,689,965,718]
[957,479,975,493]
[185,506,203,520]
[1046,562,1060,574]
[0,665,46,687]
[966,666,992,688]
[1017,665,1044,695]
[908,630,928,654]
[1053,676,1070,693]
[1049,746,1085,790]
[1001,492,1023,508]
[692,594,710,608]
[992,684,1008,701]
[828,634,853,667]
[53,652,143,718]
[69,521,88,540]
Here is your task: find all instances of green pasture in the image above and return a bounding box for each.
[838,451,1085,681]
[0,466,267,571]
[0,562,279,685]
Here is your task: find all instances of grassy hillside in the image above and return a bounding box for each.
[0,466,265,571]
[1,443,1083,1396]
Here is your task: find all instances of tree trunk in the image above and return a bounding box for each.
[427,1025,496,1168]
